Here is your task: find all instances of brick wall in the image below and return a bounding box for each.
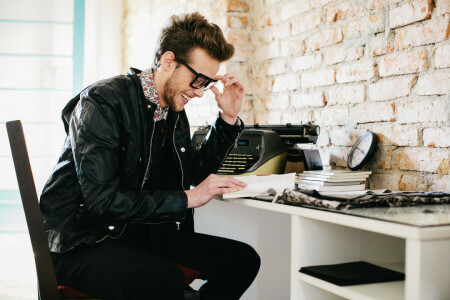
[124,0,449,191]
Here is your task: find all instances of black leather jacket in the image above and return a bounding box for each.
[40,68,243,253]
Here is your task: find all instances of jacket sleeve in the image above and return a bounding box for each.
[190,114,244,185]
[69,92,187,224]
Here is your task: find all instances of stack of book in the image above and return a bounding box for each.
[296,170,371,192]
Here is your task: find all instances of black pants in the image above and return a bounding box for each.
[51,223,260,300]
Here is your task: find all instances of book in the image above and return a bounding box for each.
[299,261,405,286]
[222,173,296,199]
[297,175,369,183]
[303,170,372,176]
[297,183,365,192]
[297,179,364,186]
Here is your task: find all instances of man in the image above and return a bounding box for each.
[40,12,260,300]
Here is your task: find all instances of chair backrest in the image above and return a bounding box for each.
[6,120,61,300]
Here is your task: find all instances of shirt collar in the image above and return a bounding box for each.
[138,68,169,121]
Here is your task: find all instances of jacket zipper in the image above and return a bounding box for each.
[141,118,156,189]
[173,114,184,231]
[97,117,156,244]
[96,223,128,243]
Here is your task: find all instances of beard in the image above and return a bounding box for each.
[162,68,184,112]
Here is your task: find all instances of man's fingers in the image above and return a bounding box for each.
[218,187,243,194]
[224,77,240,87]
[230,177,247,187]
[208,176,246,189]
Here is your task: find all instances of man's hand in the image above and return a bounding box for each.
[210,73,244,125]
[185,174,247,208]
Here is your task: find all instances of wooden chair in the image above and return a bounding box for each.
[6,120,200,300]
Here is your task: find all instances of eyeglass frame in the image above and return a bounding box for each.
[174,55,218,91]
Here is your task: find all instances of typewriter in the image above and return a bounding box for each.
[192,123,320,176]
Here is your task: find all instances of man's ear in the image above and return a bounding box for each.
[160,51,176,72]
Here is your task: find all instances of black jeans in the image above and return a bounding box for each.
[51,223,260,300]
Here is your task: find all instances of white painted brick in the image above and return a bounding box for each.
[291,11,321,35]
[368,33,394,56]
[426,174,450,192]
[436,0,450,15]
[368,76,416,101]
[435,44,450,69]
[272,74,300,92]
[292,54,322,72]
[415,71,450,96]
[308,26,343,51]
[314,106,349,126]
[343,12,385,40]
[336,60,375,83]
[281,37,306,56]
[355,102,396,123]
[291,91,325,108]
[389,0,432,29]
[271,22,291,39]
[316,129,331,147]
[328,84,365,105]
[379,49,427,77]
[329,128,365,146]
[280,0,310,21]
[268,110,282,123]
[396,19,450,50]
[397,98,448,124]
[254,40,280,60]
[372,124,420,146]
[396,148,450,174]
[324,44,364,65]
[252,97,268,112]
[320,147,351,168]
[311,0,335,9]
[423,127,450,148]
[267,94,290,110]
[301,69,335,89]
[267,58,287,76]
[326,1,365,23]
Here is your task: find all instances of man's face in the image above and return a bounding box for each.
[162,48,220,112]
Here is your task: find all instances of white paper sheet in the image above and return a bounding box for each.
[222,173,296,199]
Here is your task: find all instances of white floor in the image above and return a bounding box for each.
[0,233,37,300]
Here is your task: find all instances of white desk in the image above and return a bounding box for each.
[195,198,450,300]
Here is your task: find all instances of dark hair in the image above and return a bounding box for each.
[153,12,235,68]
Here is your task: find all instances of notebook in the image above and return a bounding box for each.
[299,261,405,286]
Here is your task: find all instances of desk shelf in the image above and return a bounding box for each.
[210,199,450,299]
[297,262,405,300]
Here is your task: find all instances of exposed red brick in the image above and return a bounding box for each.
[326,1,365,23]
[226,0,249,12]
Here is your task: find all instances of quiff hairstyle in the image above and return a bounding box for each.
[153,12,235,68]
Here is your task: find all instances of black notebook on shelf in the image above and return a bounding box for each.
[299,261,405,286]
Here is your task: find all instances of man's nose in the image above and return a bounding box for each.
[193,87,204,98]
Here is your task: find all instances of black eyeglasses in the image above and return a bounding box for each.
[175,56,218,91]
